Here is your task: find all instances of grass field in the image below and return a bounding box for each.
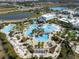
[0,41,7,59]
[0,8,16,11]
[75,53,79,59]
[0,7,18,14]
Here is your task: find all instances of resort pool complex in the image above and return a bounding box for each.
[24,24,60,42]
[49,6,66,11]
[1,24,16,33]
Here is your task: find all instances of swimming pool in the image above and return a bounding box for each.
[24,24,60,42]
[33,34,49,42]
[24,24,38,36]
[42,24,60,33]
[1,24,16,34]
[49,6,66,11]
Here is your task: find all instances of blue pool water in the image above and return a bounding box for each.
[0,12,32,20]
[50,6,66,11]
[34,34,49,42]
[24,24,60,42]
[25,24,38,36]
[1,24,15,33]
[42,24,59,33]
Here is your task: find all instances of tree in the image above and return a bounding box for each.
[0,32,6,40]
[58,40,75,59]
[31,56,38,59]
[45,56,53,59]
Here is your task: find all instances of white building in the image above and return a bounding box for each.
[75,45,79,54]
[39,13,56,22]
[72,19,79,28]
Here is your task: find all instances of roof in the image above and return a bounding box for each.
[75,45,79,54]
[42,13,55,18]
[39,13,56,21]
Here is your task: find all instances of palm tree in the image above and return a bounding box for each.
[52,29,75,59]
[57,40,75,59]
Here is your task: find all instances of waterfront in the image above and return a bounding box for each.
[0,12,32,20]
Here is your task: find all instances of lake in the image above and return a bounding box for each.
[0,12,32,20]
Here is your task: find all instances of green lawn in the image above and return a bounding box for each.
[75,53,79,59]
